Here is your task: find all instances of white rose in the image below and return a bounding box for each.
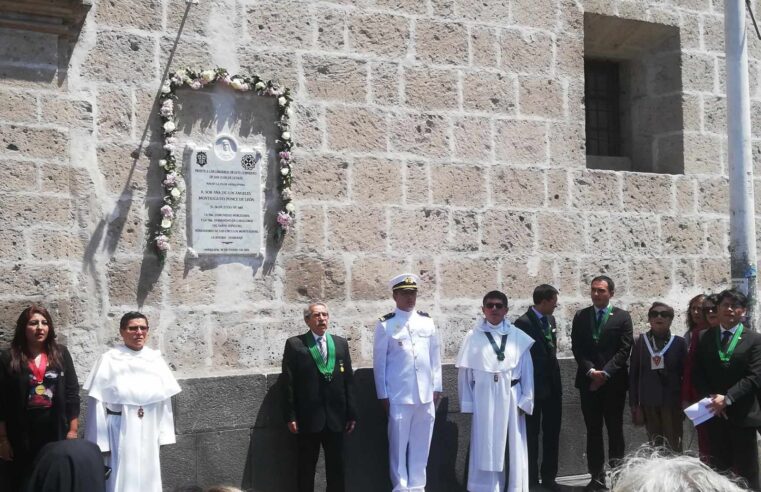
[281,167,290,176]
[161,218,173,229]
[281,131,290,141]
[161,82,171,94]
[159,159,167,168]
[285,202,296,213]
[171,188,181,198]
[201,70,215,83]
[163,121,176,133]
[286,106,293,117]
[255,81,266,90]
[230,79,243,90]
[278,96,287,106]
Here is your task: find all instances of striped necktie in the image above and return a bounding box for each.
[316,336,327,362]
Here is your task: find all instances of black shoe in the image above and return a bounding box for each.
[584,477,607,491]
[541,479,561,492]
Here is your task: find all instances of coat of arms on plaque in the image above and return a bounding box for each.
[196,151,207,167]
[241,152,261,171]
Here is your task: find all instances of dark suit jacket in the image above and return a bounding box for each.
[571,306,633,390]
[629,332,687,407]
[693,326,761,427]
[514,308,562,401]
[281,332,357,433]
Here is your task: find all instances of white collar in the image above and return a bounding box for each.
[311,331,326,342]
[720,324,741,334]
[394,307,414,319]
[531,306,545,320]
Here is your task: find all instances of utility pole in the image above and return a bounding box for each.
[725,0,758,328]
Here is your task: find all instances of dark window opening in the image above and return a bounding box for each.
[584,60,622,157]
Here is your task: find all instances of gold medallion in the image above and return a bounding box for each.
[34,384,45,395]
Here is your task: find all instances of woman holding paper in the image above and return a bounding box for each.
[629,302,687,451]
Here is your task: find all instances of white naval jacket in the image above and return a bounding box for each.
[373,308,443,404]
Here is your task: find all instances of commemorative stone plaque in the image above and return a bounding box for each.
[189,135,264,255]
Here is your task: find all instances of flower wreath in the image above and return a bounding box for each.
[154,68,295,258]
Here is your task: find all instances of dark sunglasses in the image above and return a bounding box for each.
[702,306,717,314]
[648,311,673,319]
[484,303,505,310]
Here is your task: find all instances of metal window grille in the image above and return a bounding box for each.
[584,60,622,157]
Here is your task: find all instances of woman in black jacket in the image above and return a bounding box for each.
[0,305,80,490]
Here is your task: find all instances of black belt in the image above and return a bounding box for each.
[511,379,520,387]
[106,409,122,416]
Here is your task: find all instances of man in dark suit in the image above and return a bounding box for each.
[514,284,562,491]
[694,288,761,491]
[282,302,357,492]
[571,275,633,491]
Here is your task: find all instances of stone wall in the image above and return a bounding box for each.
[0,0,751,378]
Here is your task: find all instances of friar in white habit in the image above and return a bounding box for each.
[84,312,181,492]
[457,290,535,492]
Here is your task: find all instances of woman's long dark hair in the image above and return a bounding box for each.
[10,305,63,373]
[686,294,706,332]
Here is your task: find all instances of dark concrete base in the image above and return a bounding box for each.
[161,359,677,491]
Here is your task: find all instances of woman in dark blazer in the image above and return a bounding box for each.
[0,305,80,491]
[629,302,687,452]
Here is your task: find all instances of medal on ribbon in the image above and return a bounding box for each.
[138,406,145,419]
[717,324,744,366]
[28,353,48,394]
[593,305,613,343]
[642,331,674,370]
[306,333,336,382]
[484,331,507,362]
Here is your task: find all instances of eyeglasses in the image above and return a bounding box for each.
[125,325,149,333]
[648,311,673,319]
[484,303,505,310]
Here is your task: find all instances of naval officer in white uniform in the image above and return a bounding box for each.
[373,273,443,492]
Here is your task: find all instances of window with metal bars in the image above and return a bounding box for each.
[584,60,622,157]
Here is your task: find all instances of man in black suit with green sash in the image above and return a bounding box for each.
[514,284,562,491]
[694,289,761,491]
[282,302,357,492]
[571,275,633,491]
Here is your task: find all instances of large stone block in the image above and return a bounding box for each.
[512,0,558,30]
[96,143,152,196]
[0,196,73,228]
[327,206,386,252]
[480,210,535,253]
[697,176,728,214]
[0,263,71,298]
[405,162,430,205]
[571,171,621,211]
[453,116,492,161]
[0,228,24,263]
[702,14,725,53]
[102,198,147,256]
[0,160,36,192]
[389,207,449,253]
[165,0,215,37]
[375,0,428,14]
[404,67,459,110]
[106,256,163,306]
[290,102,323,151]
[704,217,728,256]
[682,53,716,93]
[95,0,161,31]
[547,169,570,209]
[612,215,662,257]
[415,20,468,65]
[96,88,132,140]
[348,13,410,58]
[388,113,450,158]
[554,256,580,298]
[703,96,726,135]
[549,122,585,168]
[291,153,350,203]
[622,173,673,213]
[326,107,386,152]
[462,71,516,114]
[81,31,156,83]
[370,61,401,106]
[245,1,313,49]
[490,166,545,208]
[684,133,722,174]
[351,255,407,301]
[449,210,480,252]
[661,216,704,255]
[236,49,299,90]
[578,258,629,297]
[440,257,500,299]
[168,260,218,306]
[294,205,325,253]
[313,6,347,50]
[162,310,211,372]
[284,255,347,301]
[0,29,58,66]
[0,90,37,123]
[211,316,294,371]
[455,0,509,21]
[518,78,565,119]
[196,429,253,487]
[0,124,68,160]
[494,120,548,164]
[501,257,554,296]
[431,164,486,207]
[555,33,583,78]
[29,230,86,261]
[352,156,403,205]
[470,26,499,68]
[500,29,553,75]
[303,55,368,103]
[537,212,585,253]
[696,257,730,289]
[674,176,697,214]
[629,258,673,297]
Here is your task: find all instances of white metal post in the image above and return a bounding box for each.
[725,0,758,327]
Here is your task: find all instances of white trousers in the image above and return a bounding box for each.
[388,401,436,492]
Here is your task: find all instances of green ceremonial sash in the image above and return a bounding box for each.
[528,309,553,348]
[717,324,744,364]
[484,331,507,361]
[305,333,336,381]
[593,305,613,342]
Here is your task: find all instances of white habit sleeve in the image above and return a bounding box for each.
[84,396,110,452]
[458,367,475,413]
[516,350,535,415]
[431,327,443,392]
[373,322,389,399]
[158,398,176,445]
